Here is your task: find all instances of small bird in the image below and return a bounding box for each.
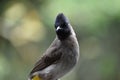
[28,13,79,80]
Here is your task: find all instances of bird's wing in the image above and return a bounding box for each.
[30,47,62,75]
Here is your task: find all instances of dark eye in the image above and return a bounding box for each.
[61,23,67,28]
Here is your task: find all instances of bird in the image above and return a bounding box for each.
[28,13,79,80]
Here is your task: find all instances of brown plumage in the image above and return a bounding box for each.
[29,13,79,80]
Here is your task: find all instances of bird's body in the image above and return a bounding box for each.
[29,13,79,80]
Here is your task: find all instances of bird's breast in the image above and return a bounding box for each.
[59,46,79,70]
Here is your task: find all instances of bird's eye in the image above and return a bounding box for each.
[61,23,67,28]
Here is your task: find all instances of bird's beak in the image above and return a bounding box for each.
[56,26,62,31]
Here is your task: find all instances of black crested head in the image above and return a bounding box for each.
[55,13,71,40]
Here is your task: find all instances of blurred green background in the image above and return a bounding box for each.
[0,0,120,80]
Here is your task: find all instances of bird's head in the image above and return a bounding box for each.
[55,13,74,40]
